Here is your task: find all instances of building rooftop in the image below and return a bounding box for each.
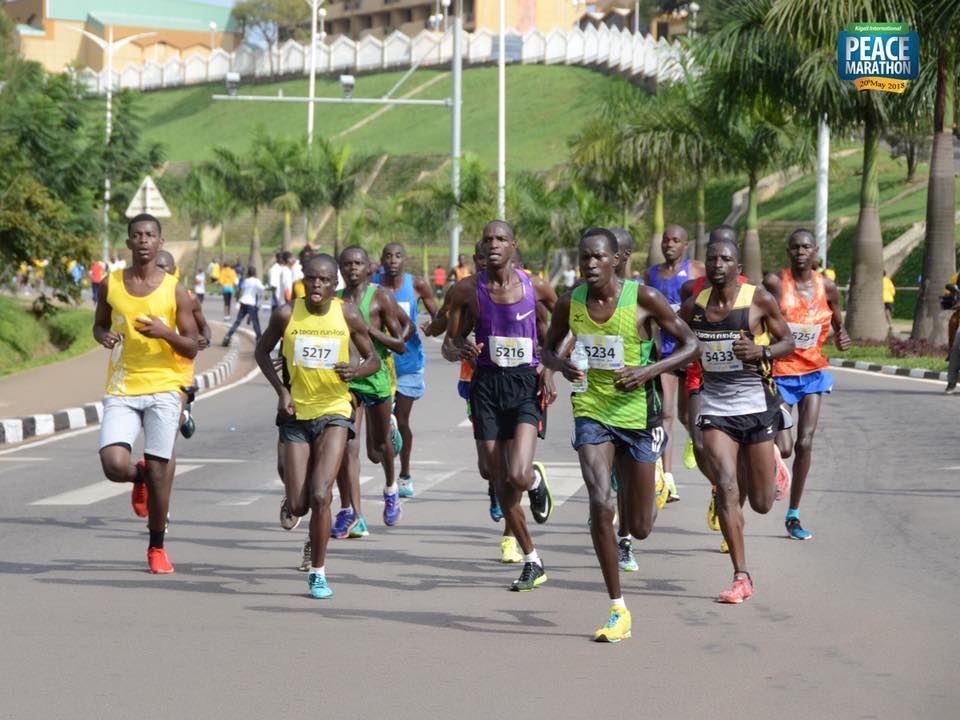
[45,0,239,33]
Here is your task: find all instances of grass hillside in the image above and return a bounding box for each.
[0,296,96,376]
[138,65,623,171]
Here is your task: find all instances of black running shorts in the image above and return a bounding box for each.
[697,405,786,445]
[469,365,543,441]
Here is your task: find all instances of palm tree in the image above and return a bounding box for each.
[314,138,366,258]
[762,0,918,340]
[173,168,221,275]
[911,1,958,344]
[254,134,303,253]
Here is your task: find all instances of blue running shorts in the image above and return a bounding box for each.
[775,370,834,406]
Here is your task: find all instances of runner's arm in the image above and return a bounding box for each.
[373,288,407,354]
[762,272,782,304]
[441,279,480,363]
[193,296,211,349]
[415,276,440,321]
[541,292,582,383]
[825,278,851,350]
[734,288,794,362]
[337,302,381,382]
[92,274,119,348]
[255,305,294,416]
[613,286,701,392]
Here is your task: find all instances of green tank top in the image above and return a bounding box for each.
[337,284,391,399]
[569,280,661,430]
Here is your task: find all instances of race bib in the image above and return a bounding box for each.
[398,301,412,319]
[293,336,341,369]
[701,339,743,372]
[578,334,625,370]
[788,322,821,350]
[489,336,533,367]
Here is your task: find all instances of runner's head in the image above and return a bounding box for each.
[380,242,406,278]
[156,250,176,276]
[610,226,634,279]
[661,224,688,262]
[302,254,339,307]
[579,227,619,289]
[787,228,816,272]
[708,224,738,247]
[126,213,163,265]
[339,245,369,288]
[480,220,515,270]
[705,237,740,289]
[473,240,489,273]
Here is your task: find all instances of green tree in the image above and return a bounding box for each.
[314,139,368,259]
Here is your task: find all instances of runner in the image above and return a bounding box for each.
[93,214,199,574]
[441,221,557,590]
[155,251,211,439]
[763,229,851,540]
[680,237,795,603]
[218,261,238,321]
[645,224,704,500]
[374,243,440,498]
[543,228,699,641]
[255,254,380,599]
[222,266,264,345]
[332,246,408,537]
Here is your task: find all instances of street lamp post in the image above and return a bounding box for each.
[497,0,506,219]
[67,25,156,262]
[209,21,217,51]
[450,0,462,267]
[689,2,700,39]
[307,2,327,148]
[442,0,451,32]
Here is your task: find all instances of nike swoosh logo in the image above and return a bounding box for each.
[515,310,534,321]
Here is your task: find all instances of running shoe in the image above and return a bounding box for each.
[383,491,401,526]
[331,508,358,539]
[488,485,503,522]
[131,458,149,518]
[348,516,369,538]
[682,437,698,469]
[147,547,174,574]
[398,475,414,498]
[308,572,333,599]
[510,561,547,592]
[655,461,668,511]
[594,606,632,643]
[946,383,958,395]
[500,536,522,564]
[785,517,813,540]
[280,497,300,531]
[299,540,311,572]
[707,488,720,532]
[528,462,553,524]
[617,538,639,572]
[719,538,729,553]
[179,408,196,439]
[389,414,402,455]
[664,471,680,503]
[717,574,754,604]
[774,447,791,501]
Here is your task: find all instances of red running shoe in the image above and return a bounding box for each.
[147,547,174,574]
[774,448,791,502]
[131,459,149,518]
[717,574,754,604]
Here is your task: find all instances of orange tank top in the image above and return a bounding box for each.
[775,269,831,377]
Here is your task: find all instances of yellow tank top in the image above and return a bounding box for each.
[282,298,352,420]
[105,269,183,396]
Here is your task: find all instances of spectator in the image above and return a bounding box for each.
[194,268,206,306]
[222,266,264,345]
[218,262,238,320]
[267,252,284,308]
[433,264,447,297]
[90,259,106,303]
[883,270,896,330]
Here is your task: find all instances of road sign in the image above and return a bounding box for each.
[125,175,171,218]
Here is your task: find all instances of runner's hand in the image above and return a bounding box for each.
[834,327,851,351]
[135,315,168,340]
[277,387,295,418]
[98,331,122,350]
[198,334,210,350]
[732,329,760,361]
[538,368,558,406]
[458,340,484,363]
[559,360,584,384]
[613,365,655,391]
[334,362,358,382]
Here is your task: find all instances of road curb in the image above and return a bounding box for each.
[828,357,947,381]
[0,336,244,446]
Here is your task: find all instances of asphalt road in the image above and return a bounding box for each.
[1,340,957,719]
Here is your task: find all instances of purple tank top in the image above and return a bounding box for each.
[649,259,689,357]
[475,269,540,369]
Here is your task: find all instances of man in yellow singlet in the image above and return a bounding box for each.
[93,214,199,575]
[255,254,380,599]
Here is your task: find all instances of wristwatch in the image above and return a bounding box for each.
[761,346,773,363]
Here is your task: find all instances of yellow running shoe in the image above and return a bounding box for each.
[594,605,632,643]
[500,536,522,563]
[719,537,729,553]
[707,489,721,532]
[682,437,698,469]
[655,459,668,510]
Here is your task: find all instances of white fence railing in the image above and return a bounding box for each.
[79,24,687,94]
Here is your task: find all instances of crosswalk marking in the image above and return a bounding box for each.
[31,464,202,506]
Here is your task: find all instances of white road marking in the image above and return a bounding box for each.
[176,458,248,464]
[539,465,585,507]
[0,457,48,462]
[31,464,201,506]
[832,366,945,386]
[458,418,471,427]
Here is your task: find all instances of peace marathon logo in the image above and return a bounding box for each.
[837,22,918,94]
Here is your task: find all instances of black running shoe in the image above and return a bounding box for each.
[528,462,553,524]
[510,561,547,591]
